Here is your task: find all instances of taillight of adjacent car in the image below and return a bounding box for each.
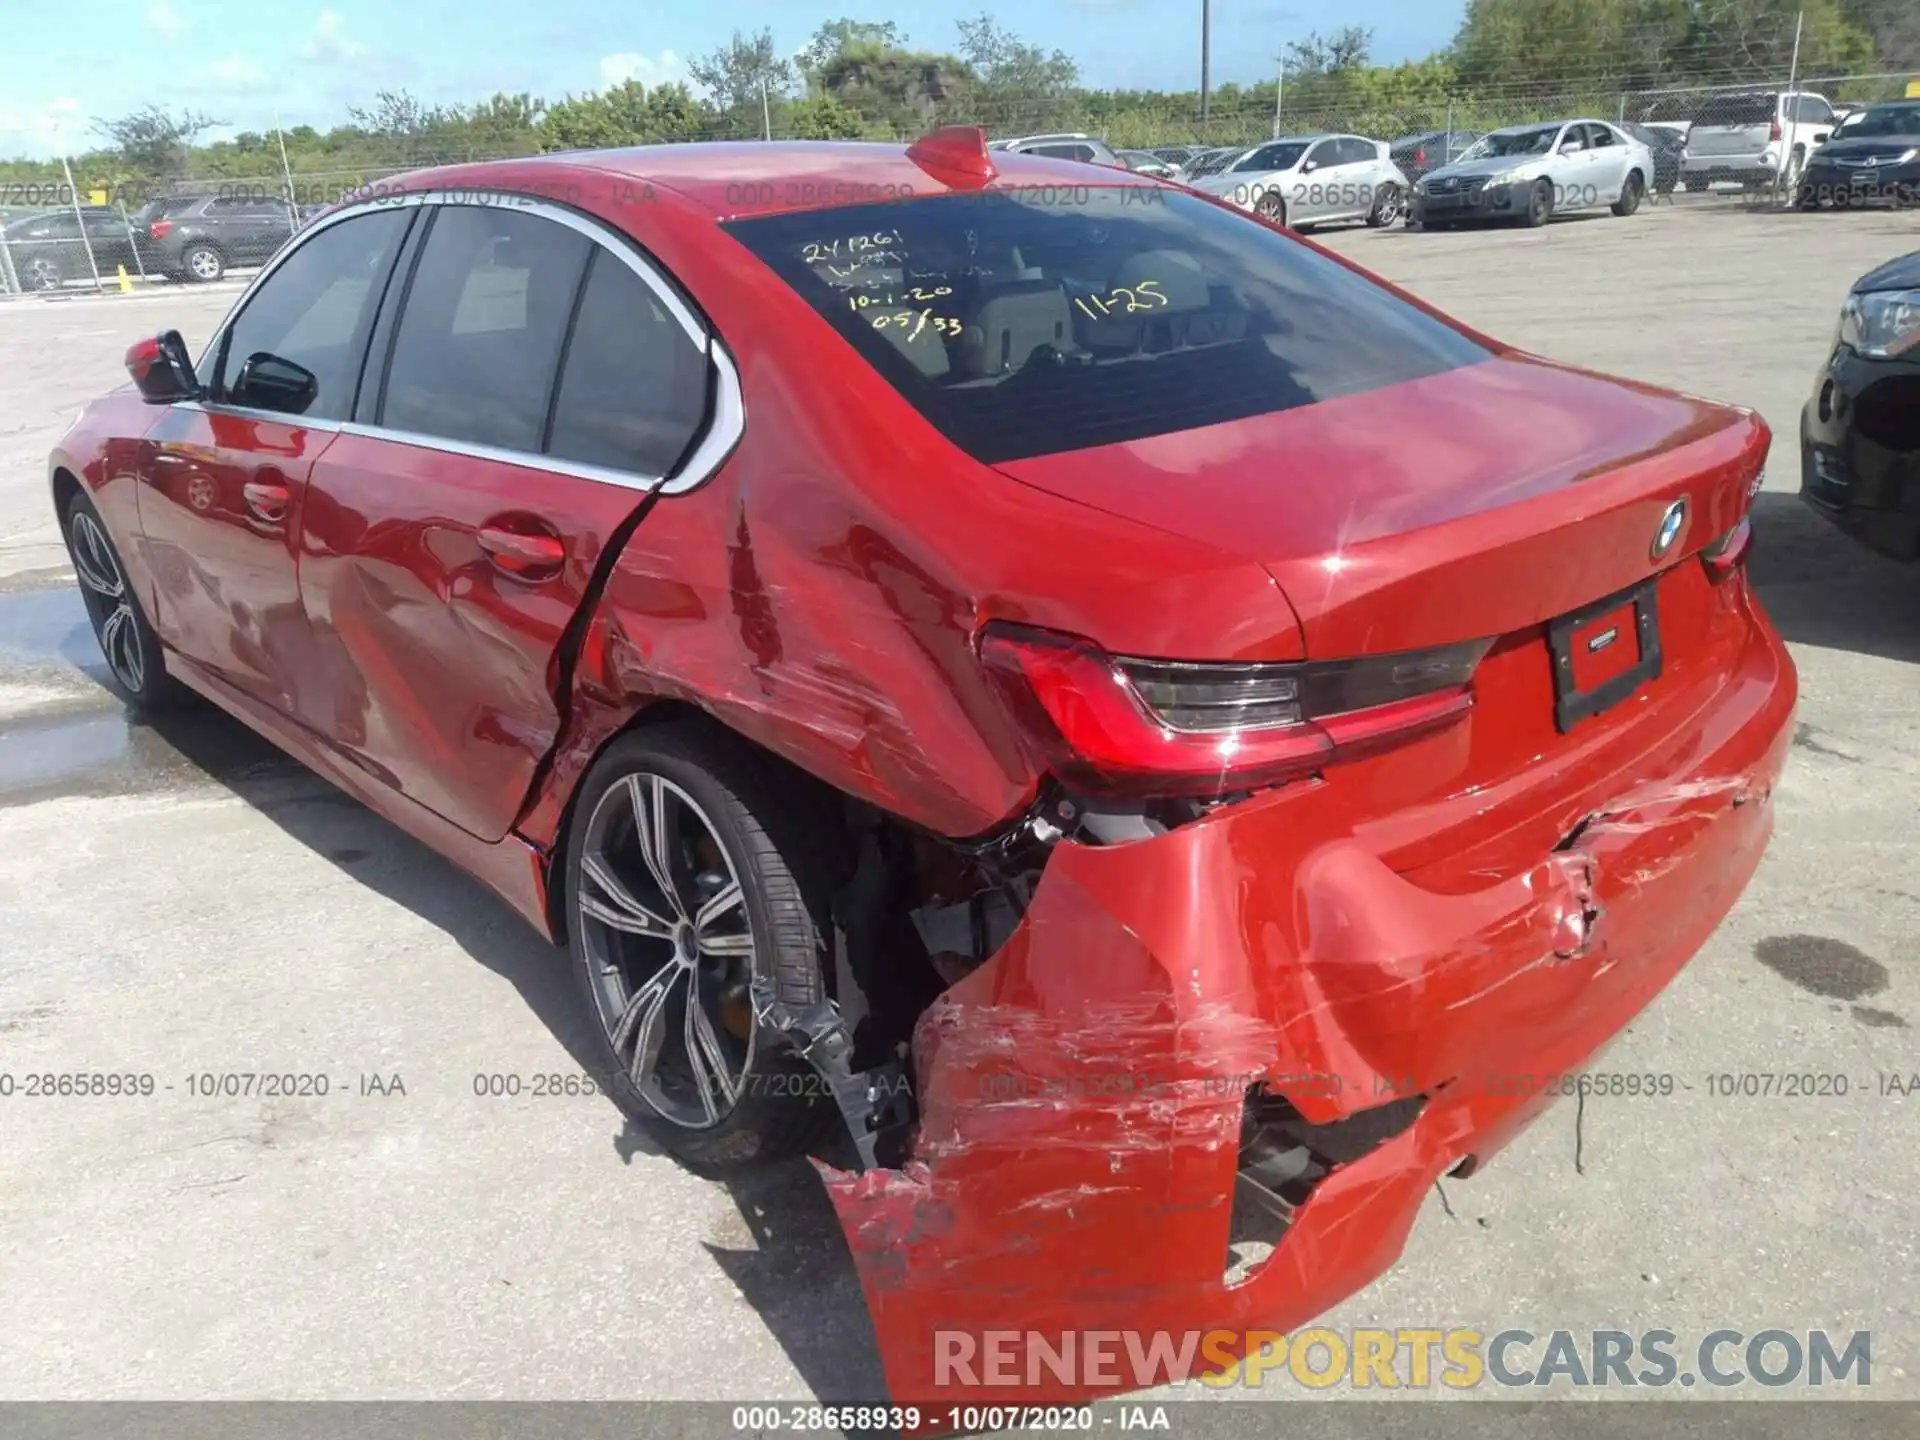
[1769,118,1783,143]
[978,622,1493,800]
[148,219,174,241]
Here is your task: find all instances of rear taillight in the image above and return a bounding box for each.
[1701,517,1753,578]
[977,623,1492,799]
[1769,119,1782,142]
[1414,147,1427,167]
[147,219,173,240]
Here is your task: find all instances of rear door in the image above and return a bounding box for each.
[1293,138,1345,222]
[1583,123,1630,202]
[297,197,723,841]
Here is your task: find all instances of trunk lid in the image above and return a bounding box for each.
[989,353,1766,658]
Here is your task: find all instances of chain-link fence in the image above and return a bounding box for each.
[4,49,1917,295]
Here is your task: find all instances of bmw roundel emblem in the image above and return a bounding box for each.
[1651,498,1688,561]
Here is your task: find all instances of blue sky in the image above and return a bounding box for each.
[1,0,1463,159]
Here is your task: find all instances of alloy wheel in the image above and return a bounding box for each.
[578,770,757,1129]
[1375,186,1401,225]
[25,256,60,291]
[69,510,146,693]
[188,248,222,281]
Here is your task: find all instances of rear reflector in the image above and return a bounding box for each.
[978,623,1491,799]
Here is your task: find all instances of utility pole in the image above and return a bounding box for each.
[761,78,773,141]
[1773,9,1805,207]
[1200,0,1212,130]
[1272,57,1285,139]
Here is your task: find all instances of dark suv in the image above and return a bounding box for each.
[134,194,299,283]
[2,206,145,291]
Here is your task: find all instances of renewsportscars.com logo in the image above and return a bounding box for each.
[934,1327,1873,1391]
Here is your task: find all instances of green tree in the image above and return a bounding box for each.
[91,104,221,180]
[785,95,868,139]
[954,14,1078,132]
[689,27,796,116]
[799,19,909,91]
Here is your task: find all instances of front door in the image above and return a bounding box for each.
[297,199,717,841]
[134,205,414,716]
[1584,123,1631,203]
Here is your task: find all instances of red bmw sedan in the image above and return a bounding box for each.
[51,129,1793,1406]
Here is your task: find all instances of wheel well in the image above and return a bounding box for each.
[537,699,848,941]
[51,466,82,523]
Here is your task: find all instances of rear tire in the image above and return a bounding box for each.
[1366,183,1403,227]
[564,723,839,1171]
[1611,171,1644,216]
[21,254,61,291]
[60,488,189,712]
[182,243,225,283]
[1523,179,1554,227]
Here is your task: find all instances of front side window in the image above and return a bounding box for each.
[725,189,1490,465]
[215,207,410,419]
[1030,143,1096,162]
[380,205,592,453]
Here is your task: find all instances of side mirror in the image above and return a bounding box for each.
[1561,139,1585,153]
[125,330,200,405]
[232,351,319,415]
[1301,159,1318,173]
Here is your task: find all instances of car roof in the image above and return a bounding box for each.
[375,142,1169,222]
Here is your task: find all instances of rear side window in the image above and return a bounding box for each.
[215,207,410,419]
[1029,143,1096,162]
[381,205,592,453]
[724,189,1490,465]
[1333,137,1376,164]
[546,250,709,475]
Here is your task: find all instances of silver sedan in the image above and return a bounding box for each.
[1184,133,1412,229]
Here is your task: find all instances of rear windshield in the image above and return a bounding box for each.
[724,189,1490,464]
[1694,93,1776,127]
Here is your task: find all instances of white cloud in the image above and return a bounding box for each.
[146,1,185,33]
[304,9,368,63]
[598,50,689,89]
[202,56,270,89]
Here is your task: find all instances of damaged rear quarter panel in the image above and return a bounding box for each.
[819,592,1794,1409]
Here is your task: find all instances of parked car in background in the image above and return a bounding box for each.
[985,132,1124,167]
[1799,100,1920,209]
[1801,248,1920,558]
[1413,120,1653,228]
[1389,129,1484,182]
[132,193,300,283]
[1,205,144,291]
[1115,149,1178,178]
[1624,122,1687,196]
[1186,133,1411,228]
[1173,146,1242,182]
[1681,89,1835,192]
[1145,145,1204,169]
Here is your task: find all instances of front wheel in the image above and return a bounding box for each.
[1255,191,1288,227]
[1523,179,1554,227]
[61,490,189,711]
[565,724,839,1170]
[1367,184,1403,227]
[21,253,61,291]
[1611,171,1644,216]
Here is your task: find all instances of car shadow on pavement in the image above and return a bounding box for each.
[142,699,889,1404]
[1747,491,1920,665]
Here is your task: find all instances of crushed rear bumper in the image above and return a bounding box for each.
[819,594,1795,1408]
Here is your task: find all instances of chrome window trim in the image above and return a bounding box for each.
[186,186,740,498]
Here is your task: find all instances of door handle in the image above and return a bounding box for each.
[477,522,566,581]
[242,479,289,523]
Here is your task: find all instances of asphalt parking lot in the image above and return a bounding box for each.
[0,201,1916,1411]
